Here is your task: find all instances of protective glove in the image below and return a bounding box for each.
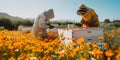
[49,24,55,29]
[46,23,55,29]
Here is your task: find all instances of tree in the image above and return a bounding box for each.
[0,18,14,30]
[104,19,110,23]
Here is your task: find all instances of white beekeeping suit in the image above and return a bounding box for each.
[32,9,54,38]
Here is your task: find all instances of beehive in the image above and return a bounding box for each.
[58,28,104,45]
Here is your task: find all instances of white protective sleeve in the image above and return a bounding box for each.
[36,13,49,29]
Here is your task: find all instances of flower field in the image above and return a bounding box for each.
[0,29,120,60]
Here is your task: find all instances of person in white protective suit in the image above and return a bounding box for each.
[32,9,55,38]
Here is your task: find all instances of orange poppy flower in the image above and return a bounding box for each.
[116,53,120,60]
[8,57,15,60]
[98,36,104,40]
[105,49,113,57]
[59,53,65,58]
[77,38,84,45]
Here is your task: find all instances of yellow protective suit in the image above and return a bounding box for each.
[77,4,100,27]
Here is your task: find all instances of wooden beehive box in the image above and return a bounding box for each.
[58,28,104,45]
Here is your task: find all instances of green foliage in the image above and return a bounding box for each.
[0,12,34,30]
[0,18,14,30]
[0,18,34,30]
[19,20,34,26]
[74,23,82,27]
[50,20,82,28]
[50,20,74,24]
[101,22,117,30]
[104,28,120,48]
[104,19,110,23]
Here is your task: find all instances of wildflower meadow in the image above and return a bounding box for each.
[0,28,120,60]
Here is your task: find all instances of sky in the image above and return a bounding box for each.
[0,0,120,22]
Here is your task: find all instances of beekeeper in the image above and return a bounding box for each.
[32,9,54,38]
[77,4,100,27]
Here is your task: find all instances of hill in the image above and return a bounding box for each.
[0,12,34,30]
[0,12,24,20]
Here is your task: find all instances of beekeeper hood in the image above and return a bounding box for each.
[80,4,89,12]
[79,4,88,9]
[45,9,54,20]
[77,4,89,15]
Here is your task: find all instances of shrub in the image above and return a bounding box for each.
[0,18,14,30]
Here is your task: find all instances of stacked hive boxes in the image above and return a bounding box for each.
[58,28,104,45]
